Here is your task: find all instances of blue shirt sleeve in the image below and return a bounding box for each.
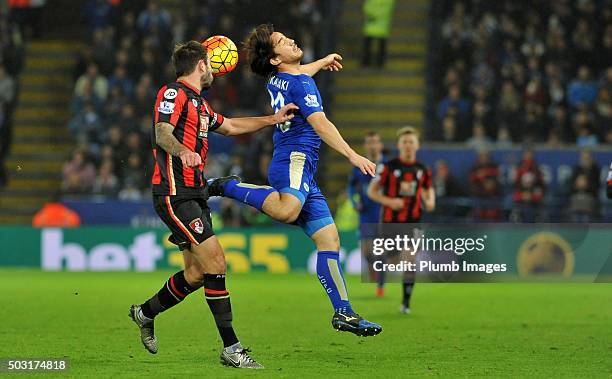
[289,77,324,119]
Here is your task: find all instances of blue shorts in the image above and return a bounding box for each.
[268,150,333,237]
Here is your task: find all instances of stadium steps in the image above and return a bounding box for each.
[0,41,77,225]
[324,0,430,206]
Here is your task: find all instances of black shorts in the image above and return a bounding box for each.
[153,195,214,248]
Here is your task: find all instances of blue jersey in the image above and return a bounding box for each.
[349,155,386,224]
[266,72,333,237]
[267,72,324,156]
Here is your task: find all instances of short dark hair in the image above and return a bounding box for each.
[171,41,207,78]
[244,23,277,77]
[365,131,380,138]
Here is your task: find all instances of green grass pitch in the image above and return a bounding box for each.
[1,269,611,378]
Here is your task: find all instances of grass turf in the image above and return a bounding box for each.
[0,270,610,378]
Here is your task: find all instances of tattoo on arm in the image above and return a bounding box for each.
[155,122,188,157]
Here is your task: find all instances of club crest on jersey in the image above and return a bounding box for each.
[192,99,198,108]
[304,94,320,107]
[199,113,209,138]
[189,218,204,234]
[416,170,422,180]
[158,101,175,114]
[163,88,177,99]
[393,169,402,177]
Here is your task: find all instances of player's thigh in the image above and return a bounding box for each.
[267,151,311,219]
[153,195,214,251]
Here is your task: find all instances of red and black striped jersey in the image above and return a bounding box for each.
[151,80,224,196]
[376,158,432,223]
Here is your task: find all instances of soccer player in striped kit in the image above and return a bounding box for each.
[368,127,435,313]
[129,41,295,369]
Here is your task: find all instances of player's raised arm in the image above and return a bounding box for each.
[307,112,376,176]
[300,53,343,76]
[215,103,297,136]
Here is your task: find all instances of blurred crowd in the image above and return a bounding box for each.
[431,0,611,147]
[0,3,24,188]
[62,0,324,225]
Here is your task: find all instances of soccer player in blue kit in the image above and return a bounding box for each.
[208,24,382,336]
[348,131,387,296]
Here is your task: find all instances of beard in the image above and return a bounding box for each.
[201,72,213,90]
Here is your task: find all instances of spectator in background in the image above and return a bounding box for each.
[567,66,598,108]
[512,149,545,222]
[361,0,395,67]
[107,65,134,97]
[62,149,97,194]
[567,174,598,222]
[75,63,108,101]
[469,150,502,220]
[92,159,119,197]
[0,62,16,188]
[433,159,464,198]
[570,150,600,197]
[137,0,171,40]
[67,102,103,151]
[437,84,470,125]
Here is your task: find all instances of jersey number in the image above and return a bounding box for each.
[268,90,291,132]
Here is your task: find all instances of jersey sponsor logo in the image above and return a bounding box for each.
[399,180,416,196]
[199,113,209,138]
[158,101,175,114]
[189,218,204,234]
[163,88,178,99]
[304,94,320,107]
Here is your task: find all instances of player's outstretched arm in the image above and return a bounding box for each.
[155,122,201,167]
[307,112,376,176]
[300,53,343,76]
[215,103,298,136]
[367,177,404,210]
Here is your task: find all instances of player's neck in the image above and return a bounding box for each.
[177,74,202,93]
[399,154,416,164]
[278,62,302,75]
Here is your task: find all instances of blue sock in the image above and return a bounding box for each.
[316,251,353,314]
[222,180,275,211]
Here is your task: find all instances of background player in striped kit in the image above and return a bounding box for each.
[368,126,435,313]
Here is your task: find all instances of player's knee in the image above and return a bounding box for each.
[328,234,341,251]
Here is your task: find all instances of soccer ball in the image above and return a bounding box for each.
[202,35,239,77]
